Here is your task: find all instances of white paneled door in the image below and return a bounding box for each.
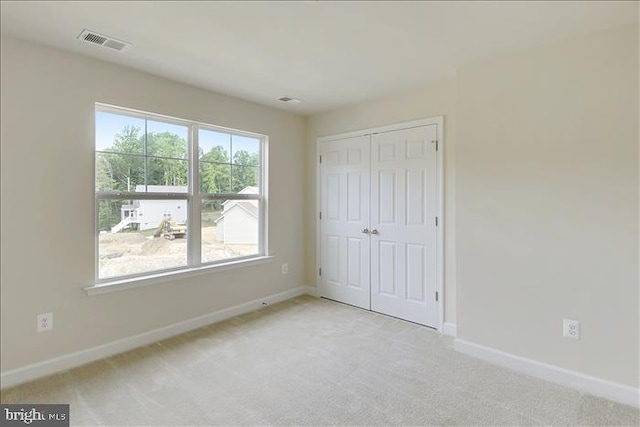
[370,125,438,326]
[319,136,371,309]
[319,122,440,328]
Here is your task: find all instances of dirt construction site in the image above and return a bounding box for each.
[98,226,256,279]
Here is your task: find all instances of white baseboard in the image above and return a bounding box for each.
[442,322,457,337]
[304,285,319,297]
[454,339,639,408]
[1,286,309,390]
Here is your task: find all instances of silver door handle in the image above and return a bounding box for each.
[370,228,379,235]
[361,228,370,234]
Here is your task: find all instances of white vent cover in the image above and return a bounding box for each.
[278,96,302,103]
[77,29,130,51]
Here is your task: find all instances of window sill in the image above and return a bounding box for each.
[85,256,275,296]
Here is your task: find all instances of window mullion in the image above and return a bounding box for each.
[94,197,100,283]
[144,119,148,192]
[188,124,201,267]
[260,137,268,256]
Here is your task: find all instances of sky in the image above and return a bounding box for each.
[95,111,260,158]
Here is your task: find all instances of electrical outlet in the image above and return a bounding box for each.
[281,263,289,275]
[37,312,53,332]
[563,319,580,340]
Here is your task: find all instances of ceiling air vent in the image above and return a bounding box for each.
[77,29,130,52]
[278,96,302,104]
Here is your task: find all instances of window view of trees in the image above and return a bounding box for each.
[199,144,260,194]
[96,125,188,193]
[96,122,260,231]
[96,109,263,280]
[97,125,259,194]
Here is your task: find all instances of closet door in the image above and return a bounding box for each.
[370,125,438,327]
[319,136,371,309]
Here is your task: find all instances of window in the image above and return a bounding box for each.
[95,105,266,282]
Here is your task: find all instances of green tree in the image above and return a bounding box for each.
[95,153,115,192]
[146,131,188,187]
[201,146,231,193]
[99,127,189,191]
[200,146,231,212]
[98,200,122,232]
[101,125,145,191]
[231,150,259,192]
[97,126,143,231]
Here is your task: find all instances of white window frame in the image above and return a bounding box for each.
[90,103,269,293]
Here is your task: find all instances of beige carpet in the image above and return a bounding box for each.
[1,296,639,426]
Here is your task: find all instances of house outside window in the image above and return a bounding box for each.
[95,104,266,282]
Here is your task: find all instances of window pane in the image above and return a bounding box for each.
[199,129,231,162]
[146,120,188,159]
[232,166,259,193]
[96,112,145,154]
[202,199,259,264]
[96,152,145,192]
[96,106,267,281]
[146,157,188,191]
[98,199,188,279]
[200,161,231,194]
[231,135,260,166]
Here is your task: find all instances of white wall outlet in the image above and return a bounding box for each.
[563,319,580,339]
[281,263,289,275]
[37,312,53,332]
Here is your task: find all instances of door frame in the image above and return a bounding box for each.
[315,116,445,332]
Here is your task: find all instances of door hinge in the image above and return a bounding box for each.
[319,268,322,276]
[435,291,439,302]
[319,155,322,164]
[433,140,439,151]
[319,211,322,220]
[435,216,438,226]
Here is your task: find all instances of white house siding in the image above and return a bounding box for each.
[221,205,258,244]
[128,185,188,230]
[137,199,187,230]
[214,187,259,244]
[216,219,224,242]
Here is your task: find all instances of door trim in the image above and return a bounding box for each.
[316,116,445,332]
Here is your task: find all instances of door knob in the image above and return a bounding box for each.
[361,228,370,234]
[370,228,379,235]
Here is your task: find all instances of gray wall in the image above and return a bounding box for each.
[1,23,638,390]
[307,24,638,387]
[456,24,638,387]
[0,37,306,372]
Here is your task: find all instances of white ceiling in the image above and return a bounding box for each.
[1,1,637,115]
